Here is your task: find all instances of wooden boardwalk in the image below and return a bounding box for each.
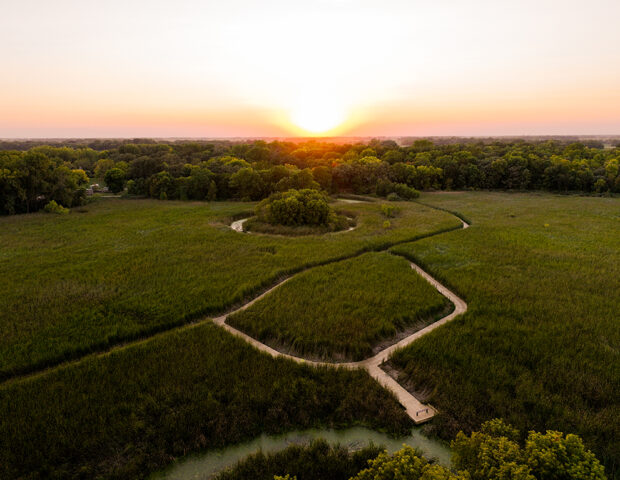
[217,219,469,424]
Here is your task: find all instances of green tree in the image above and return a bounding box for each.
[104,168,126,193]
[93,158,115,178]
[255,189,332,226]
[312,166,333,192]
[350,445,464,480]
[229,167,266,200]
[524,431,607,480]
[452,420,606,480]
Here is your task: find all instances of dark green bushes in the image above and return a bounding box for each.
[451,419,606,480]
[347,420,607,480]
[214,439,384,480]
[43,200,69,214]
[376,179,420,200]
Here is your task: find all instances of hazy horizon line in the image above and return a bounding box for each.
[2,134,620,141]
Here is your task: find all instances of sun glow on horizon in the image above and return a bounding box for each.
[1,0,620,137]
[289,97,347,135]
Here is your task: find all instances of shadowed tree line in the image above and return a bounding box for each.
[2,139,619,214]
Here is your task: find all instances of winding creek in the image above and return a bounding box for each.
[150,426,451,480]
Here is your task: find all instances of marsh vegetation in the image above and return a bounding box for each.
[388,192,620,475]
[0,198,459,379]
[229,252,449,361]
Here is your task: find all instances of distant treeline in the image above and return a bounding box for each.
[1,139,619,214]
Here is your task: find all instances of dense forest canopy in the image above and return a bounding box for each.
[1,138,619,214]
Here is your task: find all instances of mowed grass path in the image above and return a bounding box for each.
[0,198,460,378]
[388,192,620,476]
[228,252,450,361]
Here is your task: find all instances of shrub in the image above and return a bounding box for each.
[380,204,400,218]
[347,420,606,480]
[386,192,400,201]
[255,189,332,226]
[43,200,69,215]
[350,445,460,480]
[393,183,420,200]
[376,180,420,200]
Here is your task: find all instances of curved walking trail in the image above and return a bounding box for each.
[221,216,469,424]
[2,204,466,419]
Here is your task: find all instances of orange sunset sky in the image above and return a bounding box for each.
[2,0,620,138]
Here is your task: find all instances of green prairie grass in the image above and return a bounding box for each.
[229,252,450,361]
[0,322,411,480]
[388,192,620,477]
[0,198,460,378]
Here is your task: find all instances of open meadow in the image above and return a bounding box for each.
[0,192,618,479]
[228,251,449,361]
[3,0,620,476]
[389,192,620,475]
[0,198,459,379]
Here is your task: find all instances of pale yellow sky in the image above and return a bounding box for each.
[2,0,620,137]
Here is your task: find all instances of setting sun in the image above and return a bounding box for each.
[1,0,620,137]
[290,99,346,135]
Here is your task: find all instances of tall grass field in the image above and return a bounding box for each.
[0,322,411,479]
[0,198,459,379]
[229,251,450,361]
[389,192,620,476]
[1,192,618,478]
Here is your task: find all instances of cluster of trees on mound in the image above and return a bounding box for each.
[2,139,619,214]
[255,189,333,226]
[220,420,606,480]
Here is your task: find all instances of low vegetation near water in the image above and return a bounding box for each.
[388,192,620,477]
[213,439,384,480]
[229,252,449,361]
[0,198,459,379]
[214,419,606,480]
[0,323,411,480]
